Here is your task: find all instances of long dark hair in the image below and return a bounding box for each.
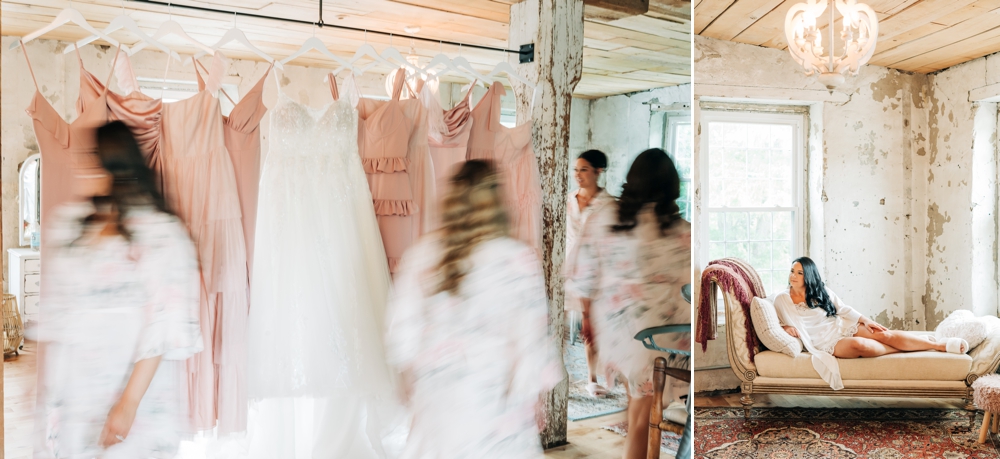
[80,121,172,241]
[612,148,681,233]
[578,149,608,170]
[791,256,836,317]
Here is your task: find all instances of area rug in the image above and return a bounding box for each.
[694,407,999,458]
[603,420,681,456]
[564,339,628,421]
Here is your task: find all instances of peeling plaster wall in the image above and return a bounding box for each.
[0,36,515,288]
[926,55,1000,323]
[693,36,932,391]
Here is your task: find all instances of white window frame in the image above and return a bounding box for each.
[698,110,806,279]
[665,113,692,221]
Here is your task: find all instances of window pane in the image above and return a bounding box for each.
[772,125,792,149]
[726,212,748,241]
[726,242,749,260]
[759,271,773,294]
[706,120,796,208]
[709,123,724,148]
[749,242,772,270]
[766,179,793,207]
[709,242,726,260]
[724,123,747,148]
[747,148,768,179]
[673,123,692,179]
[709,213,725,241]
[772,212,793,240]
[772,240,792,270]
[748,212,771,240]
[771,272,786,295]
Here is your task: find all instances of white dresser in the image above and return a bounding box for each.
[8,248,40,321]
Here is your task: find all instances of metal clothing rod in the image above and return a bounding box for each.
[125,0,535,62]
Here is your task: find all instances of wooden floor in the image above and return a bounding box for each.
[5,341,635,459]
[695,392,970,410]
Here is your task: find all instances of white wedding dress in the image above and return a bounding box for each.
[245,75,400,459]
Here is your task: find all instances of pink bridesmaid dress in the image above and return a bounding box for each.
[356,68,434,273]
[193,59,273,275]
[159,64,250,436]
[422,80,475,211]
[467,81,542,254]
[22,44,118,307]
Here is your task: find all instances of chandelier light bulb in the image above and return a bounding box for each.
[785,0,879,90]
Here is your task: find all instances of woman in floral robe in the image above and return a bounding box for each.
[34,122,202,458]
[385,160,564,459]
[566,148,691,459]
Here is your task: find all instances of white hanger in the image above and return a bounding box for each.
[331,32,404,76]
[421,41,489,85]
[279,26,353,70]
[379,36,426,77]
[424,53,489,85]
[199,13,283,69]
[450,54,489,84]
[66,4,181,61]
[11,7,126,50]
[130,3,215,56]
[486,60,535,89]
[484,50,539,116]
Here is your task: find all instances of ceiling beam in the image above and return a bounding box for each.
[584,0,650,20]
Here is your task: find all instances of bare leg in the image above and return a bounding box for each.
[833,337,902,358]
[853,327,952,352]
[586,340,599,383]
[624,395,653,459]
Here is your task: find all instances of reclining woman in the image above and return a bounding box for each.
[775,256,968,390]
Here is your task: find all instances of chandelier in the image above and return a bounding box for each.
[784,0,879,90]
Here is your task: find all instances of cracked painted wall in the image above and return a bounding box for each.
[926,55,1000,325]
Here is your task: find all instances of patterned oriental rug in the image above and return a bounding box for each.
[694,407,999,458]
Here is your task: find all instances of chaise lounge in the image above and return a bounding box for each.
[704,262,1000,422]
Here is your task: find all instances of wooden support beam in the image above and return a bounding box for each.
[584,0,649,20]
[509,0,585,449]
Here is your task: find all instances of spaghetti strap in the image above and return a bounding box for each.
[390,68,405,101]
[194,59,236,105]
[74,42,84,68]
[104,44,122,95]
[463,80,477,102]
[20,41,39,90]
[329,73,340,102]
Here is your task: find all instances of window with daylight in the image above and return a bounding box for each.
[665,114,693,221]
[699,110,805,295]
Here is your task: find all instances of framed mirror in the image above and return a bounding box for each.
[19,154,40,246]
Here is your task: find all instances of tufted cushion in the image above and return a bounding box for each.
[749,297,801,357]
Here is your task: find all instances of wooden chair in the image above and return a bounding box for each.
[639,283,692,459]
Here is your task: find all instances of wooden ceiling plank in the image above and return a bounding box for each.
[701,0,784,42]
[694,0,737,34]
[872,9,1000,66]
[728,0,793,46]
[895,26,1000,72]
[387,0,511,23]
[867,22,946,62]
[877,0,975,41]
[649,0,693,22]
